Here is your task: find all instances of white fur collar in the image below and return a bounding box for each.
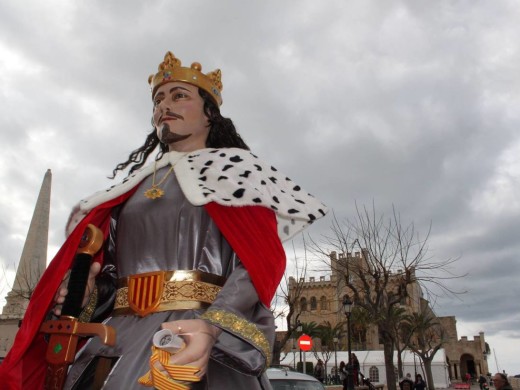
[67,148,327,242]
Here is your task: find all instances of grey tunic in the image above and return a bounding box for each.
[65,167,274,389]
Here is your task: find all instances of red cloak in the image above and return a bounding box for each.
[0,187,285,389]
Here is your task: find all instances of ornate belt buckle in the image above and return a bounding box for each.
[127,271,165,316]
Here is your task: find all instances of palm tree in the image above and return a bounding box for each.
[296,321,320,338]
[405,309,446,390]
[313,321,344,380]
[350,306,372,350]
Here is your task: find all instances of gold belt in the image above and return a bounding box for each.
[113,270,226,317]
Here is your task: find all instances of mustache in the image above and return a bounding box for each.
[160,111,184,123]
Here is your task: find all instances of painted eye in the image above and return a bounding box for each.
[174,93,187,100]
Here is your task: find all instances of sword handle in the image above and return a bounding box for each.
[61,224,103,318]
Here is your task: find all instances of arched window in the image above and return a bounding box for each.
[310,296,317,311]
[300,297,307,311]
[369,366,379,382]
[320,296,328,310]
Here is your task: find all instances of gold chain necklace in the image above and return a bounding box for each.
[144,162,175,200]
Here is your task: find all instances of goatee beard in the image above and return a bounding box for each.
[159,123,191,144]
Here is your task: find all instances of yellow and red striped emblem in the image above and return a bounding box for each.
[128,271,165,316]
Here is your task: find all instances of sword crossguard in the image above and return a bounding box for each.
[40,316,116,365]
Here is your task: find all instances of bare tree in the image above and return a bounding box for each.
[309,203,464,390]
[271,241,310,364]
[2,259,42,300]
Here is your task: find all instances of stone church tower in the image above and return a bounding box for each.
[0,169,51,359]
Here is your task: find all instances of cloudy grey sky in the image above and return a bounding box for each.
[1,0,519,374]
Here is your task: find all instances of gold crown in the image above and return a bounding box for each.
[148,51,223,106]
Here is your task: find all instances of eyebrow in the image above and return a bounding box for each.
[169,86,191,94]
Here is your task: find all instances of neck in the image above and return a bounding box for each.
[167,138,207,153]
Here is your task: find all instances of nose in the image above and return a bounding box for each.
[157,99,171,114]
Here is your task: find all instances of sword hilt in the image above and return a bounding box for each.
[61,224,103,317]
[41,316,116,364]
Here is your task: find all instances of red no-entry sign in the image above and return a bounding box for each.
[298,334,313,351]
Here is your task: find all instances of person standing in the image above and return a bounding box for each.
[400,373,415,390]
[314,359,325,383]
[414,374,427,390]
[339,361,347,390]
[479,374,488,390]
[0,51,327,389]
[351,353,360,386]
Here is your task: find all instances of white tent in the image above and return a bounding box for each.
[280,349,451,389]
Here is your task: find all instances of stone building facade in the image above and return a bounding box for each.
[282,250,490,380]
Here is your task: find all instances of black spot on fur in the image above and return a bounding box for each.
[233,188,245,198]
[287,209,299,214]
[293,185,301,191]
[295,199,305,204]
[218,176,228,181]
[271,166,277,171]
[272,196,280,204]
[200,167,209,174]
[252,198,262,203]
[220,153,226,157]
[239,170,251,178]
[205,160,213,166]
[308,214,316,221]
[261,180,266,185]
[271,205,278,211]
[269,177,277,184]
[254,164,262,171]
[222,164,233,171]
[199,176,207,181]
[230,155,243,163]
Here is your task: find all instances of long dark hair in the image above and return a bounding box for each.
[109,88,249,178]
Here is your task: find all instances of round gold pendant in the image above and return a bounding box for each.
[144,187,165,200]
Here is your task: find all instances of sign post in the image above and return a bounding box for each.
[298,334,313,375]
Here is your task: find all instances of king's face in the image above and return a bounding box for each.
[152,81,209,152]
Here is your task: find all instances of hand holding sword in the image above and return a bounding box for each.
[40,224,116,390]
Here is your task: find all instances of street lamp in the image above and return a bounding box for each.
[342,296,354,390]
[333,336,339,384]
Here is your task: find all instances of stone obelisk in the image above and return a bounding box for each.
[1,169,51,317]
